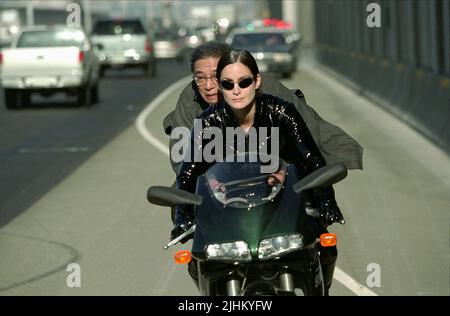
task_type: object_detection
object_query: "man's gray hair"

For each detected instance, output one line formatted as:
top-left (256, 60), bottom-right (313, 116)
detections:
top-left (190, 42), bottom-right (232, 73)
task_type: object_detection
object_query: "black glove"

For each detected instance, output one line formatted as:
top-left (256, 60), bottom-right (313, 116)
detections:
top-left (319, 201), bottom-right (345, 226)
top-left (170, 220), bottom-right (194, 244)
top-left (312, 186), bottom-right (345, 226)
top-left (170, 206), bottom-right (195, 243)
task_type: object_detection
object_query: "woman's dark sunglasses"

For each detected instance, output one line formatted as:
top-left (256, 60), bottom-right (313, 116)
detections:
top-left (220, 77), bottom-right (254, 91)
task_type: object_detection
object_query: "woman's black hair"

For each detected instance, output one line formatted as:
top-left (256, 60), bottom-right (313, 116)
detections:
top-left (216, 49), bottom-right (259, 80)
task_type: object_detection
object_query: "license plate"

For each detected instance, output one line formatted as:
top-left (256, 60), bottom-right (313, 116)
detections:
top-left (111, 55), bottom-right (128, 64)
top-left (25, 76), bottom-right (58, 88)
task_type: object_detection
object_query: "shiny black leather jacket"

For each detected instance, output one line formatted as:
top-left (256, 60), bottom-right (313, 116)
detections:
top-left (174, 93), bottom-right (340, 225)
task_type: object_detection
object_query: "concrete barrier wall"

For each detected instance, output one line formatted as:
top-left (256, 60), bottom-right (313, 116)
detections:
top-left (314, 0), bottom-right (450, 153)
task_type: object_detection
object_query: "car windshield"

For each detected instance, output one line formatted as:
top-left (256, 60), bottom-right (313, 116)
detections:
top-left (231, 33), bottom-right (289, 52)
top-left (92, 20), bottom-right (146, 35)
top-left (205, 153), bottom-right (287, 209)
top-left (16, 29), bottom-right (85, 48)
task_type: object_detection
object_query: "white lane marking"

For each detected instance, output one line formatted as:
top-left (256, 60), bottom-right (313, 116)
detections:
top-left (334, 267), bottom-right (377, 296)
top-left (135, 76), bottom-right (378, 296)
top-left (151, 257), bottom-right (178, 296)
top-left (135, 76), bottom-right (192, 158)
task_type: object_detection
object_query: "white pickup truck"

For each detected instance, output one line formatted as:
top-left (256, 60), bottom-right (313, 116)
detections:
top-left (0, 25), bottom-right (100, 109)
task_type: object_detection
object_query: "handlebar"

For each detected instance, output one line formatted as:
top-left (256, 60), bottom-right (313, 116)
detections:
top-left (163, 224), bottom-right (196, 250)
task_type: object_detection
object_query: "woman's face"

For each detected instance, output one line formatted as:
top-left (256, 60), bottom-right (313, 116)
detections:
top-left (219, 62), bottom-right (261, 111)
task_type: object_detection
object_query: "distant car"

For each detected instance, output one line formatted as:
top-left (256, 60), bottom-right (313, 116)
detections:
top-left (0, 25), bottom-right (100, 108)
top-left (226, 27), bottom-right (300, 78)
top-left (194, 26), bottom-right (216, 42)
top-left (90, 19), bottom-right (156, 77)
top-left (183, 29), bottom-right (205, 50)
top-left (153, 29), bottom-right (185, 62)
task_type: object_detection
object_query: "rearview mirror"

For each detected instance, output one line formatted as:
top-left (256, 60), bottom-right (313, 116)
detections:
top-left (147, 186), bottom-right (203, 207)
top-left (293, 163), bottom-right (347, 193)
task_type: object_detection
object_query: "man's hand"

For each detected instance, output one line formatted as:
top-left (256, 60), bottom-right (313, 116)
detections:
top-left (208, 179), bottom-right (226, 192)
top-left (267, 169), bottom-right (286, 186)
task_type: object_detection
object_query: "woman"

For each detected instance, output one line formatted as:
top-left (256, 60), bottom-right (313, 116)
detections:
top-left (172, 49), bottom-right (343, 294)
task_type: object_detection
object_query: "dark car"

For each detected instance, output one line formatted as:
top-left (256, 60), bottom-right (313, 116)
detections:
top-left (90, 19), bottom-right (156, 77)
top-left (226, 27), bottom-right (300, 78)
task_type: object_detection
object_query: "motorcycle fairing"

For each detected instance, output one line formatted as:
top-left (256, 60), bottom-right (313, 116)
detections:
top-left (191, 164), bottom-right (316, 259)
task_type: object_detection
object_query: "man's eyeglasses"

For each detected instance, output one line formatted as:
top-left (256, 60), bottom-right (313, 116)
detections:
top-left (193, 74), bottom-right (217, 86)
top-left (219, 77), bottom-right (254, 91)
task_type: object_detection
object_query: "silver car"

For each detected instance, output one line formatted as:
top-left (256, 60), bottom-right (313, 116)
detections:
top-left (226, 27), bottom-right (300, 78)
top-left (90, 19), bottom-right (156, 77)
top-left (1, 25), bottom-right (100, 108)
top-left (153, 30), bottom-right (185, 62)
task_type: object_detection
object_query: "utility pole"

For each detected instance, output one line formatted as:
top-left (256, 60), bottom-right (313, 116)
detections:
top-left (26, 1), bottom-right (34, 27)
top-left (83, 0), bottom-right (92, 33)
top-left (282, 0), bottom-right (297, 29)
top-left (162, 0), bottom-right (172, 28)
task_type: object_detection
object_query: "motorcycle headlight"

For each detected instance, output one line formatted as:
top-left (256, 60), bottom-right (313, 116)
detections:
top-left (273, 53), bottom-right (293, 63)
top-left (258, 234), bottom-right (304, 260)
top-left (206, 241), bottom-right (252, 262)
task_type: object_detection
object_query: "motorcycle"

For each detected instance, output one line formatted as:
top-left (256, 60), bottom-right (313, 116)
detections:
top-left (147, 153), bottom-right (347, 296)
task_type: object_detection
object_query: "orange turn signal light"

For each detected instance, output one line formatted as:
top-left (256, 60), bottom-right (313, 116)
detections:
top-left (174, 250), bottom-right (192, 264)
top-left (320, 233), bottom-right (337, 247)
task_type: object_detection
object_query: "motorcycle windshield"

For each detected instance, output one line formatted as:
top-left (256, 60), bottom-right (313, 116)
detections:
top-left (193, 155), bottom-right (316, 257)
top-left (205, 154), bottom-right (287, 209)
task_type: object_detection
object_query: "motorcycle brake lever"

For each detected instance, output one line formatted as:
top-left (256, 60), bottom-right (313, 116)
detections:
top-left (305, 206), bottom-right (321, 218)
top-left (163, 224), bottom-right (196, 250)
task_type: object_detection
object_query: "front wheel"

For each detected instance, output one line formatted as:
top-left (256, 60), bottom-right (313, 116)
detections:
top-left (90, 84), bottom-right (99, 104)
top-left (301, 260), bottom-right (325, 296)
top-left (143, 62), bottom-right (156, 77)
top-left (5, 89), bottom-right (31, 109)
top-left (99, 65), bottom-right (107, 78)
top-left (21, 91), bottom-right (31, 107)
top-left (5, 89), bottom-right (18, 109)
top-left (77, 85), bottom-right (91, 107)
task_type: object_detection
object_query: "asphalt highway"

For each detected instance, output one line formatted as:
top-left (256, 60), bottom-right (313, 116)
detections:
top-left (0, 56), bottom-right (448, 296)
top-left (0, 61), bottom-right (189, 228)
